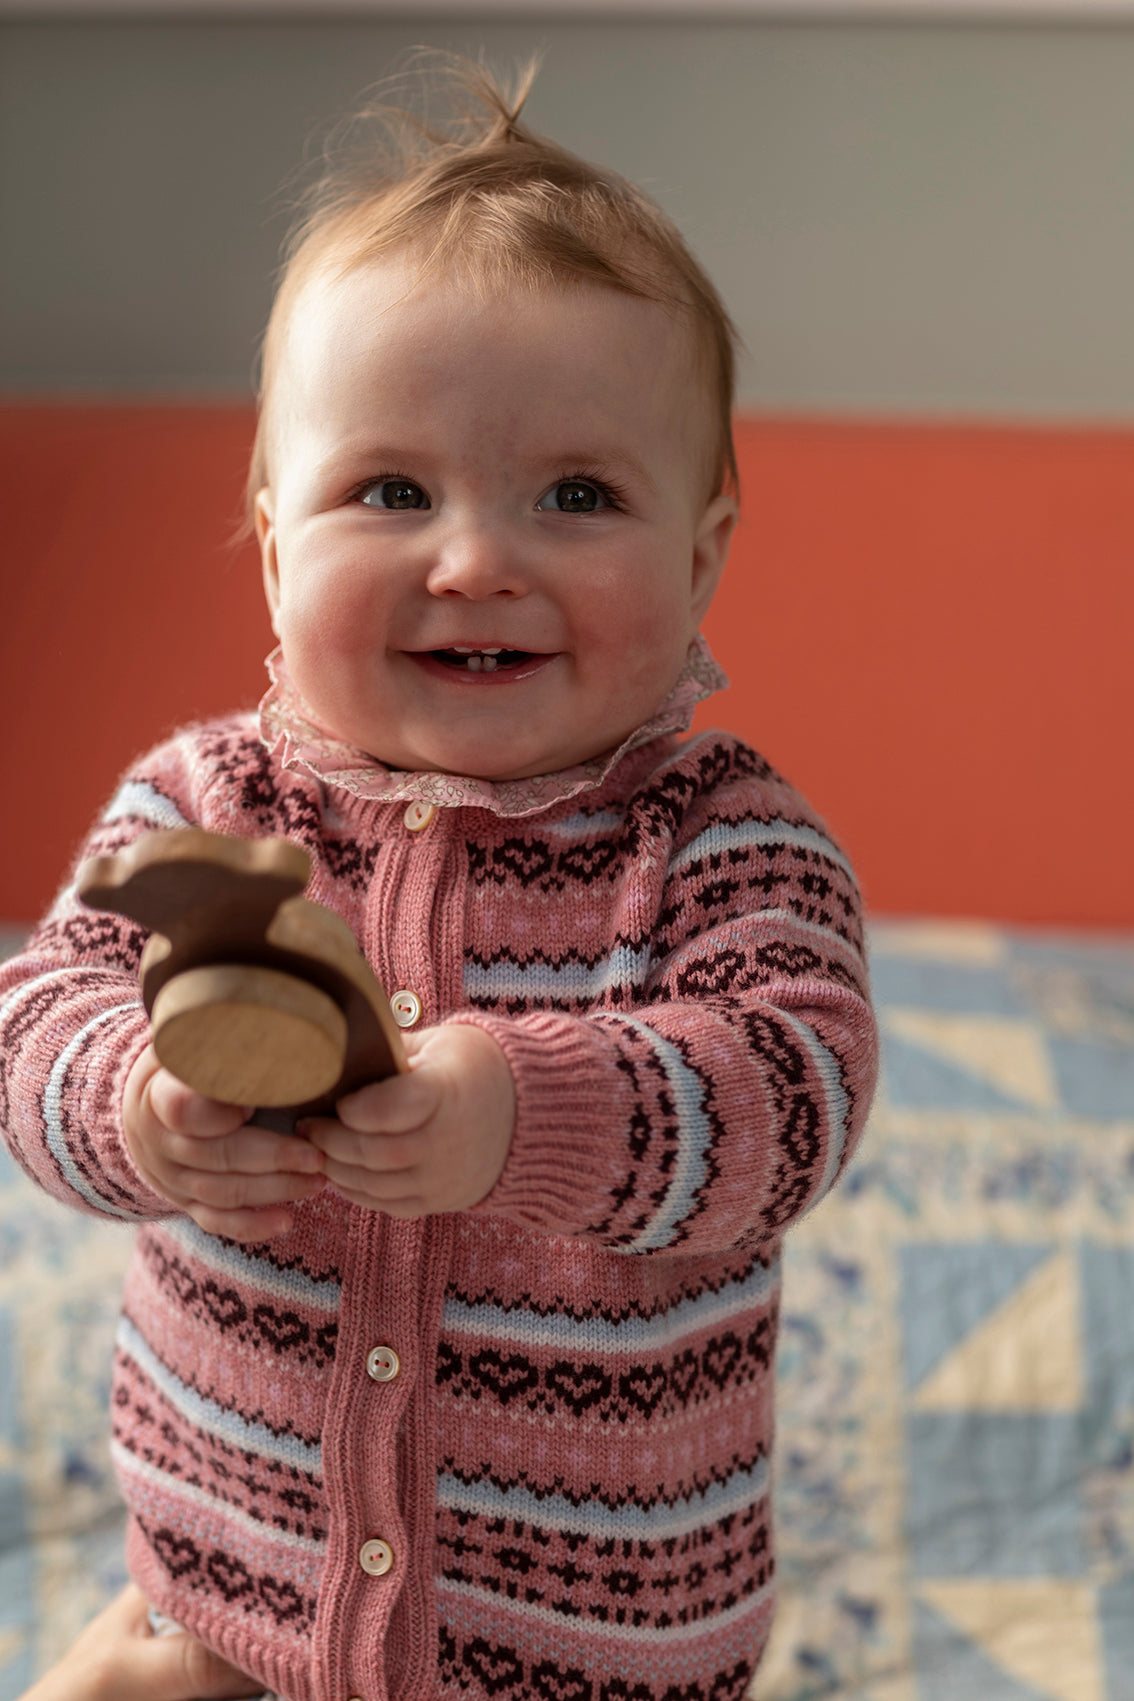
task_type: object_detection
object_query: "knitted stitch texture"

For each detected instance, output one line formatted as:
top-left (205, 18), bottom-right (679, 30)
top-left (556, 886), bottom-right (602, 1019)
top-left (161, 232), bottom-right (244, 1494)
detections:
top-left (0, 717), bottom-right (877, 1701)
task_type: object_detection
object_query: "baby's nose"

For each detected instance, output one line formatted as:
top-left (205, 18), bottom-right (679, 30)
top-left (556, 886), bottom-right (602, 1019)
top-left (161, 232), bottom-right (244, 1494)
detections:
top-left (425, 524), bottom-right (529, 598)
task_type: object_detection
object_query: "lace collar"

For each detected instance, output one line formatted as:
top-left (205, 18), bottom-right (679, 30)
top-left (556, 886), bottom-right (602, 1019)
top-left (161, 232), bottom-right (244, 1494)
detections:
top-left (257, 635), bottom-right (728, 819)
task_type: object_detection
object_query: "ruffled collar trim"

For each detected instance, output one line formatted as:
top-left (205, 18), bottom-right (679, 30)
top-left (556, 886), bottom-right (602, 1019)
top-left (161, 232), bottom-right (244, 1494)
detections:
top-left (257, 634), bottom-right (728, 818)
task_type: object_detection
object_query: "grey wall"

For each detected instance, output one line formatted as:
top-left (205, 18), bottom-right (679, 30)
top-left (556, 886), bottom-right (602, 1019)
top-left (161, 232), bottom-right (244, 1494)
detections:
top-left (4, 16), bottom-right (1134, 415)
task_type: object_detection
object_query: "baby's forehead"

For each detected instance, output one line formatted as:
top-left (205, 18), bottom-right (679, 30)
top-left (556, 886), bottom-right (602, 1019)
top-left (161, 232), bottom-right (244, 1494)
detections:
top-left (278, 261), bottom-right (701, 417)
top-left (263, 255), bottom-right (716, 497)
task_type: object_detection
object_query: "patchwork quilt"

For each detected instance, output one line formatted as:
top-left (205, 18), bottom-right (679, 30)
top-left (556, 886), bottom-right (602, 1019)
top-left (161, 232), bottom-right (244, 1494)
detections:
top-left (1, 920), bottom-right (1132, 1701)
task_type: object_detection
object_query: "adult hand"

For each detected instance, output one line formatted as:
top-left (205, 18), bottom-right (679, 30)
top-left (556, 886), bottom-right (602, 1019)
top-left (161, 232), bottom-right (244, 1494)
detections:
top-left (123, 1044), bottom-right (325, 1241)
top-left (302, 1023), bottom-right (515, 1217)
top-left (17, 1583), bottom-right (263, 1701)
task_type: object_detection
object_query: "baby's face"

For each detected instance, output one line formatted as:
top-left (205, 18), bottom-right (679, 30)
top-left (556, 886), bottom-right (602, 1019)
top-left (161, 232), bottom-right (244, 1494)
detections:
top-left (255, 256), bottom-right (736, 781)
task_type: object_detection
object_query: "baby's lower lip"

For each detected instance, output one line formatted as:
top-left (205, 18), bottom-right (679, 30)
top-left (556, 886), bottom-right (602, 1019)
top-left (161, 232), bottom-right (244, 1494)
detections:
top-left (409, 649), bottom-right (554, 683)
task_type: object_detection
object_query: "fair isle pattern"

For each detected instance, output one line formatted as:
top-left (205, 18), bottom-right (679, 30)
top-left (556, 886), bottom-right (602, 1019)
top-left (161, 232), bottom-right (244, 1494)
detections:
top-left (434, 1222), bottom-right (781, 1697)
top-left (0, 715), bottom-right (876, 1701)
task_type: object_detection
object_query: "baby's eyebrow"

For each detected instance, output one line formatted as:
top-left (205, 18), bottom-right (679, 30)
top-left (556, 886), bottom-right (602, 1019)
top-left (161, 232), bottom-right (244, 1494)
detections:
top-left (317, 440), bottom-right (422, 472)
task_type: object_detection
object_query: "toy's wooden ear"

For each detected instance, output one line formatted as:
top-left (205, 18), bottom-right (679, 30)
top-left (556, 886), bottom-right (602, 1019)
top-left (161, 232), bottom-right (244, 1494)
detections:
top-left (77, 829), bottom-right (310, 937)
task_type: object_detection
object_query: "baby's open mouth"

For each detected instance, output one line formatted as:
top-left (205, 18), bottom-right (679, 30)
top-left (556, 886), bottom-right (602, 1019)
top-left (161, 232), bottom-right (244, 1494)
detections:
top-left (431, 646), bottom-right (535, 674)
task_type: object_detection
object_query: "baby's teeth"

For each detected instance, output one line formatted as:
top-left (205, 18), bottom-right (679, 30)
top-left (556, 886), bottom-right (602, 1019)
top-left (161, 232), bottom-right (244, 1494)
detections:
top-left (444, 646), bottom-right (504, 671)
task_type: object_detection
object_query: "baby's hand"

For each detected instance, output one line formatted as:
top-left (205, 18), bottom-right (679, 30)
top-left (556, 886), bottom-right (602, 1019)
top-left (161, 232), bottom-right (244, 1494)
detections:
top-left (301, 1024), bottom-right (515, 1217)
top-left (123, 1043), bottom-right (325, 1241)
top-left (16, 1582), bottom-right (261, 1701)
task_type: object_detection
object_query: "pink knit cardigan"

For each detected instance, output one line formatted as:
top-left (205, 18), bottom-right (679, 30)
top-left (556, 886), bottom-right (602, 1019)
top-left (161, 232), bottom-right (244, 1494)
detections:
top-left (0, 716), bottom-right (876, 1701)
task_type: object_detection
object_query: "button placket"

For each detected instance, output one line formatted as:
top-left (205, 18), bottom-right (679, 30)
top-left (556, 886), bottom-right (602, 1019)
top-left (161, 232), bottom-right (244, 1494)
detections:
top-left (323, 1174), bottom-right (439, 1701)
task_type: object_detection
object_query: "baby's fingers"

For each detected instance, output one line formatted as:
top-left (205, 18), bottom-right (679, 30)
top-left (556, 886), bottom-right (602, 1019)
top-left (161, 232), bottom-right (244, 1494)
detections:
top-left (175, 1166), bottom-right (325, 1213)
top-left (148, 1068), bottom-right (250, 1138)
top-left (162, 1126), bottom-right (323, 1177)
top-left (302, 1118), bottom-right (419, 1172)
top-left (332, 1066), bottom-right (442, 1136)
top-left (185, 1203), bottom-right (298, 1244)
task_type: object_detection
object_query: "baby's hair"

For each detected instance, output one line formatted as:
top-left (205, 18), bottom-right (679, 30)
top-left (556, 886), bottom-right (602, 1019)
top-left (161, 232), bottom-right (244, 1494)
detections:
top-left (248, 54), bottom-right (739, 515)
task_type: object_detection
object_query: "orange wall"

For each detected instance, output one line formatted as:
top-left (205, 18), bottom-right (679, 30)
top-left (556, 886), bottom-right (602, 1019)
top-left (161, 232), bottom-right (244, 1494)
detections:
top-left (2, 405), bottom-right (1130, 928)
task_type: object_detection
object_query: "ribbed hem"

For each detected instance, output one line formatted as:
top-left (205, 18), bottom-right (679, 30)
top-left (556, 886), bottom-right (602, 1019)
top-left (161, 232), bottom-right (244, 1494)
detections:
top-left (446, 1011), bottom-right (631, 1237)
top-left (127, 1519), bottom-right (308, 1701)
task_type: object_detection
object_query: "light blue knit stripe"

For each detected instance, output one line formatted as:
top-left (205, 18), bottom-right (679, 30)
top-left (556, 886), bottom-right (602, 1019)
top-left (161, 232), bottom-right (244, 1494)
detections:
top-left (160, 1217), bottom-right (342, 1311)
top-left (116, 1315), bottom-right (322, 1473)
top-left (464, 907), bottom-right (859, 1007)
top-left (45, 1000), bottom-right (146, 1220)
top-left (101, 780), bottom-right (190, 830)
top-left (464, 942), bottom-right (652, 1002)
top-left (671, 818), bottom-right (855, 881)
top-left (442, 1254), bottom-right (778, 1352)
top-left (538, 808), bottom-right (625, 840)
top-left (436, 1569), bottom-right (772, 1650)
top-left (111, 1442), bottom-right (327, 1564)
top-left (437, 1454), bottom-right (768, 1540)
top-left (614, 1018), bottom-right (712, 1252)
top-left (779, 1009), bottom-right (851, 1201)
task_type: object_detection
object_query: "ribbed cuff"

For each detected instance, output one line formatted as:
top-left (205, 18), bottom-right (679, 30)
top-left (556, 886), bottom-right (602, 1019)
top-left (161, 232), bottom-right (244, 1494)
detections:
top-left (444, 1010), bottom-right (631, 1237)
top-left (85, 1005), bottom-right (180, 1219)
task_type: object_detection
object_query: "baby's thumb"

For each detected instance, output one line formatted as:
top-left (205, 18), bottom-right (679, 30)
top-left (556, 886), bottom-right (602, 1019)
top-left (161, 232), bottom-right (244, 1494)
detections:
top-left (140, 1629), bottom-right (263, 1700)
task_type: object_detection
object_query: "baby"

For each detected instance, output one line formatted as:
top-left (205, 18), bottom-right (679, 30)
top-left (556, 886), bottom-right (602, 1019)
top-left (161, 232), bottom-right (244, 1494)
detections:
top-left (0, 62), bottom-right (877, 1701)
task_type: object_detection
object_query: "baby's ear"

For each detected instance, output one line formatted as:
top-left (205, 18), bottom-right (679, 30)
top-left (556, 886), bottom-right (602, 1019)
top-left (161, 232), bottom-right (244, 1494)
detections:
top-left (690, 492), bottom-right (738, 625)
top-left (254, 489), bottom-right (283, 638)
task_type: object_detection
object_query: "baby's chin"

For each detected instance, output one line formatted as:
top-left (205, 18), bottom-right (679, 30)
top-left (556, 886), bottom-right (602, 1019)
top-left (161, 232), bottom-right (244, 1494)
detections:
top-left (307, 702), bottom-right (644, 781)
top-left (353, 729), bottom-right (627, 782)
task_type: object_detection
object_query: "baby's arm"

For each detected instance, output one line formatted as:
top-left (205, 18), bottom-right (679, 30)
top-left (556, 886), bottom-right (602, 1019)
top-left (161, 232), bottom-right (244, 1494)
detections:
top-left (452, 899), bottom-right (875, 1255)
top-left (0, 730), bottom-right (322, 1232)
top-left (308, 766), bottom-right (877, 1253)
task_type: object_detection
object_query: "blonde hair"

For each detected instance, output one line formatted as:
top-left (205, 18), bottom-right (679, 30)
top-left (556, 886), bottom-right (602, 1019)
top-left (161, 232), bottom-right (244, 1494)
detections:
top-left (248, 56), bottom-right (739, 514)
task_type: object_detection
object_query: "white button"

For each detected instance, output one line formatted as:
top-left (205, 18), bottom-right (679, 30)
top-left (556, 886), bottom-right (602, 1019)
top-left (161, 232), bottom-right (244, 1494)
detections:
top-left (366, 1344), bottom-right (401, 1383)
top-left (359, 1537), bottom-right (394, 1577)
top-left (390, 990), bottom-right (422, 1029)
top-left (403, 800), bottom-right (435, 832)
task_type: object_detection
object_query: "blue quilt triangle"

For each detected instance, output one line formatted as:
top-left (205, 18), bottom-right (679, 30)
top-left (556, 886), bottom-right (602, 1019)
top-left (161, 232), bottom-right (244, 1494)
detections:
top-left (913, 1599), bottom-right (1053, 1701)
top-left (881, 1031), bottom-right (1034, 1112)
top-left (900, 1242), bottom-right (1054, 1390)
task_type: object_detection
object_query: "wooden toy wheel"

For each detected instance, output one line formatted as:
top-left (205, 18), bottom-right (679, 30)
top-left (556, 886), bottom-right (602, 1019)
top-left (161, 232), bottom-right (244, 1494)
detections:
top-left (151, 965), bottom-right (348, 1108)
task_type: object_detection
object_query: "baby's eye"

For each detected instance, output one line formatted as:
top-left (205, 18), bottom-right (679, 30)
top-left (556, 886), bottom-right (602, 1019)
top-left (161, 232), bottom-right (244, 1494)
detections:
top-left (359, 478), bottom-right (429, 511)
top-left (535, 479), bottom-right (609, 515)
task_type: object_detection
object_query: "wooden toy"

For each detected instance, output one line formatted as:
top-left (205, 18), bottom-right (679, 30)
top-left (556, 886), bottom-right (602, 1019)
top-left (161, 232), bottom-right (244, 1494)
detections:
top-left (77, 828), bottom-right (406, 1118)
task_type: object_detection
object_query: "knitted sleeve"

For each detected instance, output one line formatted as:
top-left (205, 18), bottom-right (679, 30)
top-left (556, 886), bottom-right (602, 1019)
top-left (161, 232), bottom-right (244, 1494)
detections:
top-left (456, 739), bottom-right (878, 1256)
top-left (0, 733), bottom-right (220, 1221)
